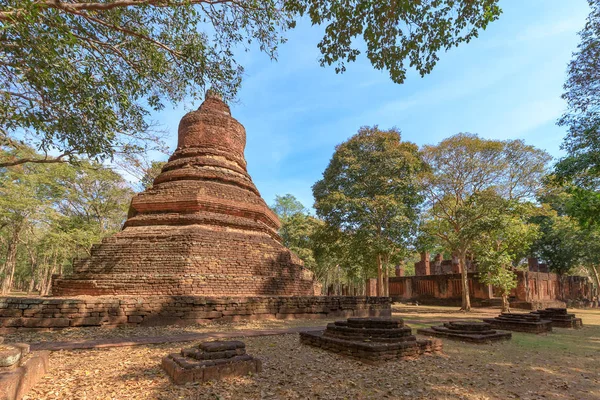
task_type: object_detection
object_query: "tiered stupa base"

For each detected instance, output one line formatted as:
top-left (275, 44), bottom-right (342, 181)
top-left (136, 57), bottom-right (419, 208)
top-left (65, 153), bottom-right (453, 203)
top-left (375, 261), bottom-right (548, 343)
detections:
top-left (417, 321), bottom-right (512, 343)
top-left (51, 224), bottom-right (319, 297)
top-left (483, 313), bottom-right (552, 334)
top-left (162, 340), bottom-right (261, 384)
top-left (300, 317), bottom-right (442, 364)
top-left (532, 308), bottom-right (583, 329)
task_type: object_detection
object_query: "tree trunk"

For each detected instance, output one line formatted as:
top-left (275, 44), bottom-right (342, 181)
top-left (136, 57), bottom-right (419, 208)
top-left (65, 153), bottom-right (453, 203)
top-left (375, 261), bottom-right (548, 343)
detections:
top-left (376, 254), bottom-right (384, 297)
top-left (383, 254), bottom-right (391, 297)
top-left (26, 243), bottom-right (38, 295)
top-left (502, 292), bottom-right (510, 313)
top-left (41, 264), bottom-right (56, 296)
top-left (40, 250), bottom-right (58, 296)
top-left (1, 223), bottom-right (23, 295)
top-left (524, 271), bottom-right (531, 303)
top-left (590, 265), bottom-right (600, 292)
top-left (337, 264), bottom-right (341, 296)
top-left (459, 251), bottom-right (471, 311)
top-left (558, 274), bottom-right (565, 301)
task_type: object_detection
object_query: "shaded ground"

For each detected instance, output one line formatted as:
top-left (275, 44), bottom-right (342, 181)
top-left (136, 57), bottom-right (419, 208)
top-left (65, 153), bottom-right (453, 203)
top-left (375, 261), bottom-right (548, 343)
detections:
top-left (4, 318), bottom-right (339, 344)
top-left (20, 306), bottom-right (600, 399)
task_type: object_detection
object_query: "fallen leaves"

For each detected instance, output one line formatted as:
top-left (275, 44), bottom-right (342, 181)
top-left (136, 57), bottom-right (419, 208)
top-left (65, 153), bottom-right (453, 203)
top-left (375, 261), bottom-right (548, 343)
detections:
top-left (15, 306), bottom-right (600, 400)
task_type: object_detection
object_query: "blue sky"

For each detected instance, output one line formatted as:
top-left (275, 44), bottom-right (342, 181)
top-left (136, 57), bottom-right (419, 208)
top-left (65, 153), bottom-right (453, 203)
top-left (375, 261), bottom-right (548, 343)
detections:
top-left (151, 0), bottom-right (591, 210)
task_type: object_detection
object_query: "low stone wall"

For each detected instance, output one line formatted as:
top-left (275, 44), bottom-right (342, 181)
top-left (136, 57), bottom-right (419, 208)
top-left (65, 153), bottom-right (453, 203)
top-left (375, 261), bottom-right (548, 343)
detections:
top-left (0, 296), bottom-right (391, 332)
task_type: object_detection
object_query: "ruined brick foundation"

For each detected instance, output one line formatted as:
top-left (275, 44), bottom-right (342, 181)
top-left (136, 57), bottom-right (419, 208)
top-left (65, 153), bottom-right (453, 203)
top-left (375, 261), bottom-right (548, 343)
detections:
top-left (162, 340), bottom-right (261, 384)
top-left (300, 317), bottom-right (441, 364)
top-left (0, 296), bottom-right (391, 332)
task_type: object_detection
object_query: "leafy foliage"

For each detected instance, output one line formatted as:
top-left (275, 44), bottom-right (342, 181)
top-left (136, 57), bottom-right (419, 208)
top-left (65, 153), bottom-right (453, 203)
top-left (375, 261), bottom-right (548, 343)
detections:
top-left (473, 200), bottom-right (540, 311)
top-left (556, 0), bottom-right (600, 189)
top-left (286, 0), bottom-right (501, 84)
top-left (1, 0), bottom-right (500, 167)
top-left (313, 126), bottom-right (425, 296)
top-left (0, 0), bottom-right (292, 166)
top-left (421, 133), bottom-right (550, 310)
top-left (0, 145), bottom-right (132, 293)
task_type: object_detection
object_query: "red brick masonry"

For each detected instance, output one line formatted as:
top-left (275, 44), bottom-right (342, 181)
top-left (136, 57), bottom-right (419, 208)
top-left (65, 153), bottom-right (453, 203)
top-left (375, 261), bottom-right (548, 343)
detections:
top-left (0, 296), bottom-right (391, 332)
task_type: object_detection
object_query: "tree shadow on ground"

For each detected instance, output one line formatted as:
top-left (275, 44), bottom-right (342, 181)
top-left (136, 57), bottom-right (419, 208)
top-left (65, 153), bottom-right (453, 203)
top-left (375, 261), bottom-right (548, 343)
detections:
top-left (27, 309), bottom-right (600, 399)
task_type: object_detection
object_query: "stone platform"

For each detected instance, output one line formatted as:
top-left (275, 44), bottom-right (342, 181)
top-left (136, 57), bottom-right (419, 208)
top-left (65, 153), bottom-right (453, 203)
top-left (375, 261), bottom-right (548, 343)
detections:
top-left (162, 340), bottom-right (261, 384)
top-left (532, 308), bottom-right (583, 329)
top-left (0, 337), bottom-right (49, 400)
top-left (417, 321), bottom-right (512, 343)
top-left (0, 296), bottom-right (391, 332)
top-left (483, 313), bottom-right (552, 334)
top-left (300, 317), bottom-right (442, 364)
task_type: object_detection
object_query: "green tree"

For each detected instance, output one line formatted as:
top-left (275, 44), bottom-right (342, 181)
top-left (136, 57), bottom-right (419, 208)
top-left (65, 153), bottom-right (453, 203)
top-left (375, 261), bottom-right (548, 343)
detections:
top-left (533, 184), bottom-right (600, 293)
top-left (0, 147), bottom-right (132, 294)
top-left (532, 213), bottom-right (581, 276)
top-left (271, 194), bottom-right (321, 279)
top-left (271, 194), bottom-right (307, 220)
top-left (555, 0), bottom-right (600, 189)
top-left (140, 161), bottom-right (167, 191)
top-left (421, 133), bottom-right (550, 311)
top-left (313, 126), bottom-right (425, 297)
top-left (1, 0), bottom-right (500, 167)
top-left (473, 200), bottom-right (540, 312)
top-left (0, 150), bottom-right (66, 293)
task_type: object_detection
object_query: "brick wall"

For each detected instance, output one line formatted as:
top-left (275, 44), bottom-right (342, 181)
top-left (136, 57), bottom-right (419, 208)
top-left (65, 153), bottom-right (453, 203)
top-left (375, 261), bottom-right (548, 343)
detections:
top-left (387, 271), bottom-right (593, 307)
top-left (0, 296), bottom-right (392, 332)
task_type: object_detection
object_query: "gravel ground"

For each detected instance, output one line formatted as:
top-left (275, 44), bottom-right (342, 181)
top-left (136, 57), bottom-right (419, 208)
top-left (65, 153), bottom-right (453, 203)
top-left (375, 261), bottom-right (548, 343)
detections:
top-left (23, 307), bottom-right (600, 400)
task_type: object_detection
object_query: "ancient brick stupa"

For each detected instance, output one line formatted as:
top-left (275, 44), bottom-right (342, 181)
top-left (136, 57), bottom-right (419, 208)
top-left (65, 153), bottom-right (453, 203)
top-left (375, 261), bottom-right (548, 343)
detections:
top-left (52, 92), bottom-right (320, 297)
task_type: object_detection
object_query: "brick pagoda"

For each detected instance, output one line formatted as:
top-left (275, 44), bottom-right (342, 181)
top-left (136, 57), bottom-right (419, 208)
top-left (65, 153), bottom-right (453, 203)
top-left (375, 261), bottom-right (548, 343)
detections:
top-left (52, 92), bottom-right (320, 297)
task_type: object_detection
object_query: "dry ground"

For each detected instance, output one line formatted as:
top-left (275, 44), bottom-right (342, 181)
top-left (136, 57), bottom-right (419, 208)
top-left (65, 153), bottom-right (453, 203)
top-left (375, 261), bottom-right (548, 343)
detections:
top-left (18, 306), bottom-right (600, 400)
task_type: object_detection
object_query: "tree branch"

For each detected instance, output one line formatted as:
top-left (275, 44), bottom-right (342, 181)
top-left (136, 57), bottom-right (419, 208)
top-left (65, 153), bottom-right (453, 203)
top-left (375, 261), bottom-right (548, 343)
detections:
top-left (0, 0), bottom-right (238, 22)
top-left (0, 152), bottom-right (72, 168)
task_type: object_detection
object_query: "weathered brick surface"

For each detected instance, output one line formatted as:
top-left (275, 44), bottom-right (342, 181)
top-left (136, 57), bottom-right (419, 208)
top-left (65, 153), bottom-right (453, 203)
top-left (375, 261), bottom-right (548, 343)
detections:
top-left (417, 321), bottom-right (512, 343)
top-left (0, 296), bottom-right (391, 332)
top-left (300, 317), bottom-right (442, 364)
top-left (387, 271), bottom-right (593, 308)
top-left (483, 313), bottom-right (553, 333)
top-left (531, 308), bottom-right (583, 329)
top-left (51, 92), bottom-right (320, 297)
top-left (162, 340), bottom-right (261, 384)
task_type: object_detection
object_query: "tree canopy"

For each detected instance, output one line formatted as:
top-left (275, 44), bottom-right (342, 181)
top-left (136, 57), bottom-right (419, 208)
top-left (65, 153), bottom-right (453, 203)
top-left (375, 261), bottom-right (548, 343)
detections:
top-left (313, 126), bottom-right (425, 296)
top-left (421, 133), bottom-right (550, 310)
top-left (556, 0), bottom-right (600, 189)
top-left (0, 145), bottom-right (132, 294)
top-left (1, 0), bottom-right (501, 167)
